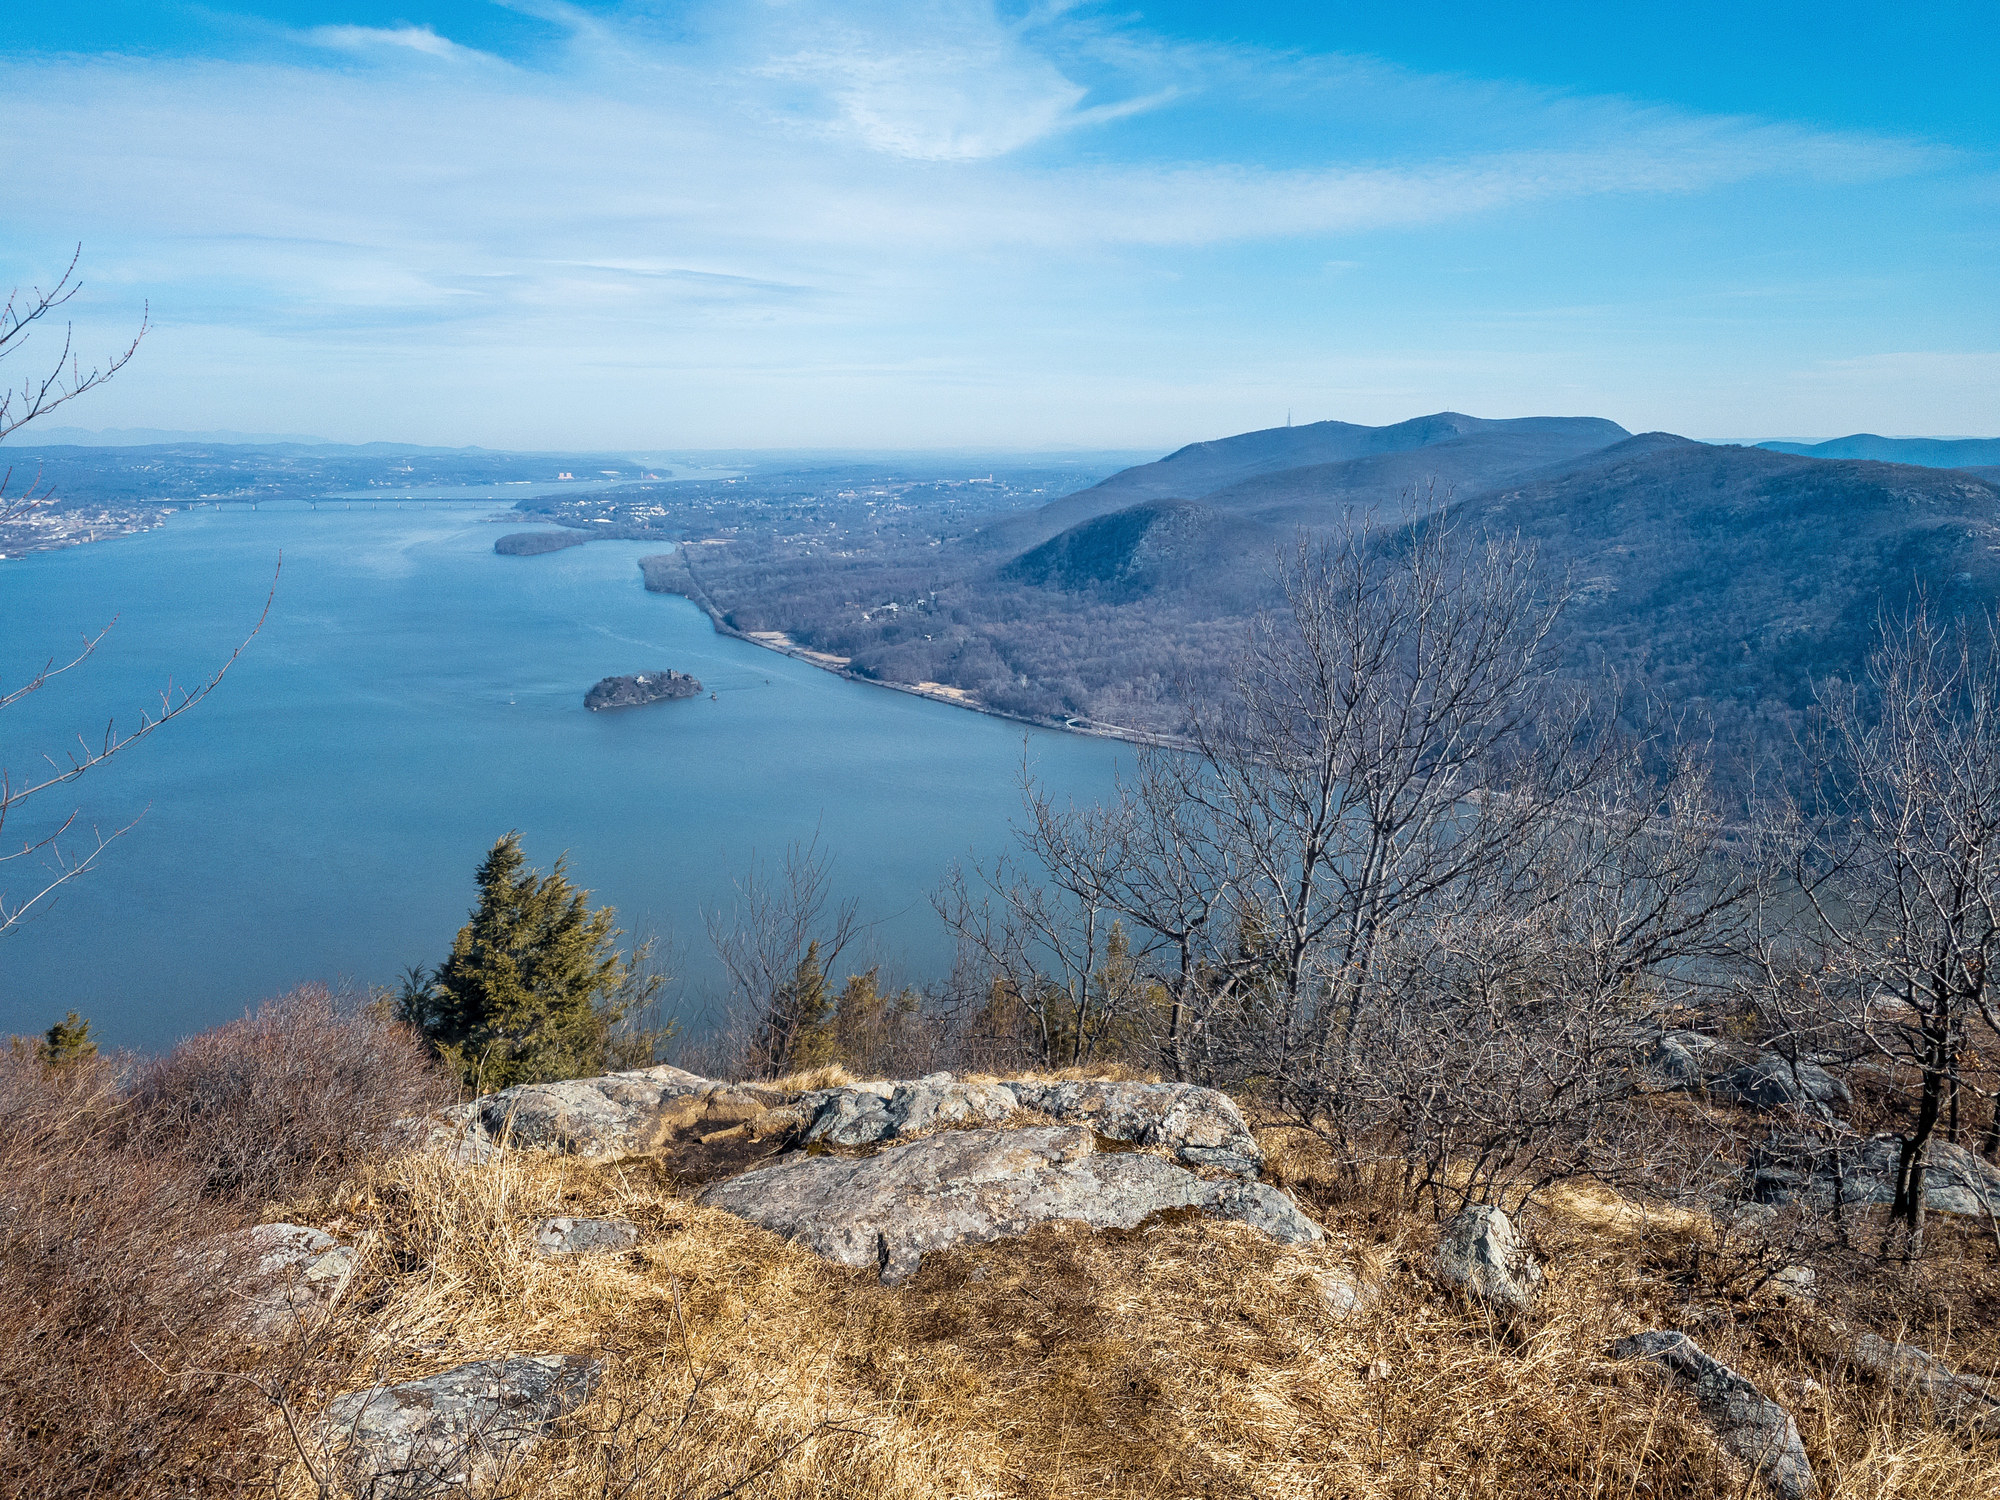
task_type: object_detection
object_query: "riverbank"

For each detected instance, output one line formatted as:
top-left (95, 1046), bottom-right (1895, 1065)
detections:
top-left (0, 503), bottom-right (172, 557)
top-left (636, 549), bottom-right (1184, 750)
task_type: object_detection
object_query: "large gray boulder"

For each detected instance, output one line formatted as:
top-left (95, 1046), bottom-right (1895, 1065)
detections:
top-left (421, 1065), bottom-right (719, 1163)
top-left (1710, 1054), bottom-right (1852, 1122)
top-left (1851, 1334), bottom-right (2000, 1440)
top-left (799, 1074), bottom-right (1264, 1176)
top-left (1638, 1031), bottom-right (1851, 1121)
top-left (1612, 1331), bottom-right (1817, 1499)
top-left (1642, 1029), bottom-right (1729, 1088)
top-left (1750, 1134), bottom-right (2000, 1217)
top-left (321, 1354), bottom-right (600, 1498)
top-left (698, 1125), bottom-right (1318, 1284)
top-left (1435, 1204), bottom-right (1543, 1314)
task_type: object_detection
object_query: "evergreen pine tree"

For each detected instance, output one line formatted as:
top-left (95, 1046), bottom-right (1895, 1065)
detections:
top-left (38, 1011), bottom-right (97, 1067)
top-left (758, 940), bottom-right (833, 1075)
top-left (401, 833), bottom-right (630, 1090)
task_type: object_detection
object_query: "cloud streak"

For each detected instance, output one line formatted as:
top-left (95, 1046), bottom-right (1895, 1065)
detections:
top-left (0, 0), bottom-right (1972, 445)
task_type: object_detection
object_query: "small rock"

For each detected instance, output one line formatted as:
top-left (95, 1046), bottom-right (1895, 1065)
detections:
top-left (1851, 1334), bottom-right (2000, 1440)
top-left (531, 1216), bottom-right (641, 1256)
top-left (1766, 1265), bottom-right (1817, 1302)
top-left (1612, 1330), bottom-right (1817, 1499)
top-left (698, 1125), bottom-right (1318, 1284)
top-left (197, 1223), bottom-right (355, 1342)
top-left (321, 1354), bottom-right (601, 1498)
top-left (1436, 1204), bottom-right (1543, 1314)
top-left (1311, 1269), bottom-right (1379, 1319)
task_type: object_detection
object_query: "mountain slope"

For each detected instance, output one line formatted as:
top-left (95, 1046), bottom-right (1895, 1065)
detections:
top-left (978, 413), bottom-right (1629, 551)
top-left (999, 500), bottom-right (1279, 603)
top-left (1758, 434), bottom-right (2000, 468)
top-left (1193, 426), bottom-right (1638, 529)
top-left (1442, 435), bottom-right (2000, 723)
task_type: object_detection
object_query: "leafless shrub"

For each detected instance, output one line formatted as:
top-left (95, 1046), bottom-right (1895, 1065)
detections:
top-left (0, 1048), bottom-right (267, 1500)
top-left (703, 835), bottom-right (861, 1078)
top-left (128, 983), bottom-right (450, 1205)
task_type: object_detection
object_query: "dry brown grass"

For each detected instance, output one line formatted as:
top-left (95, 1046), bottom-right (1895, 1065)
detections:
top-left (247, 1122), bottom-right (2000, 1500)
top-left (6, 1016), bottom-right (1997, 1498)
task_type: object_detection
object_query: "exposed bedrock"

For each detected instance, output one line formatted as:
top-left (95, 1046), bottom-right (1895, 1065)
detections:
top-left (698, 1124), bottom-right (1319, 1284)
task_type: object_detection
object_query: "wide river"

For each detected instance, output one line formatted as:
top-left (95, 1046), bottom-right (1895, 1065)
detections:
top-left (0, 504), bottom-right (1126, 1049)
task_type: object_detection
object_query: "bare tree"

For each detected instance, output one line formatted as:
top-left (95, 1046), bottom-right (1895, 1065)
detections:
top-left (705, 835), bottom-right (861, 1077)
top-left (931, 835), bottom-right (1152, 1069)
top-left (0, 249), bottom-right (273, 940)
top-left (1014, 746), bottom-right (1239, 1078)
top-left (1, 246), bottom-right (146, 519)
top-left (1782, 603), bottom-right (2000, 1257)
top-left (991, 510), bottom-right (1762, 1209)
top-left (1347, 734), bottom-right (1762, 1210)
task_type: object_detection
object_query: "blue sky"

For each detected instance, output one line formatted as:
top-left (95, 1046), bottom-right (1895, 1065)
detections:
top-left (5, 1), bottom-right (1994, 449)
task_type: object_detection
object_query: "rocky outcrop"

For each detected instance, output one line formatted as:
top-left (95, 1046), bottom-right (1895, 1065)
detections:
top-left (698, 1125), bottom-right (1319, 1284)
top-left (1850, 1334), bottom-right (2000, 1440)
top-left (423, 1065), bottom-right (721, 1163)
top-left (1639, 1031), bottom-right (1851, 1121)
top-left (195, 1223), bottom-right (355, 1342)
top-left (1749, 1134), bottom-right (2000, 1217)
top-left (1611, 1331), bottom-right (1817, 1499)
top-left (321, 1354), bottom-right (601, 1498)
top-left (802, 1075), bottom-right (1017, 1149)
top-left (1710, 1054), bottom-right (1851, 1121)
top-left (532, 1216), bottom-right (640, 1257)
top-left (798, 1074), bottom-right (1263, 1175)
top-left (584, 670), bottom-right (702, 711)
top-left (1435, 1204), bottom-right (1543, 1314)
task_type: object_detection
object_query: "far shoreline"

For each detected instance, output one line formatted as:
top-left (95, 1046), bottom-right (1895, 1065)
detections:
top-left (632, 547), bottom-right (1185, 752)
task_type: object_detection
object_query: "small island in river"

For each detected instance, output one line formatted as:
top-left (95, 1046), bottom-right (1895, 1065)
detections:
top-left (495, 530), bottom-right (586, 556)
top-left (584, 669), bottom-right (704, 711)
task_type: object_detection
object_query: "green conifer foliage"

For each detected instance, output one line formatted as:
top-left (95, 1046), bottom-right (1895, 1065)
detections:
top-left (401, 833), bottom-right (630, 1091)
top-left (760, 940), bottom-right (834, 1074)
top-left (38, 1011), bottom-right (97, 1067)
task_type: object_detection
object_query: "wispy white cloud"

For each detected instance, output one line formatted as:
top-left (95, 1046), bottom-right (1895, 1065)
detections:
top-left (304, 24), bottom-right (489, 62)
top-left (0, 0), bottom-right (1968, 445)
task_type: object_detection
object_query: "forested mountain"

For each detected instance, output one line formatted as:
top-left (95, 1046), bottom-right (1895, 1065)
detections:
top-left (1757, 434), bottom-right (2000, 467)
top-left (1436, 435), bottom-right (2000, 754)
top-left (655, 415), bottom-right (2000, 751)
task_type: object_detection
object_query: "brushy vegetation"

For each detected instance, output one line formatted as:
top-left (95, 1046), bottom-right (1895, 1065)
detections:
top-left (0, 988), bottom-right (443, 1499)
top-left (1, 992), bottom-right (1997, 1498)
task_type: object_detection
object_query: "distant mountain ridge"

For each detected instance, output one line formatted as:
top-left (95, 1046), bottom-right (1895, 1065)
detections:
top-left (979, 412), bottom-right (1630, 551)
top-left (1757, 434), bottom-right (2000, 468)
top-left (630, 411), bottom-right (2000, 766)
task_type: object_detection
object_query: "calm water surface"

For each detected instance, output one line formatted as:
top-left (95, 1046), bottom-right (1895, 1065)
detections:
top-left (0, 506), bottom-right (1124, 1048)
